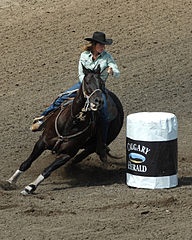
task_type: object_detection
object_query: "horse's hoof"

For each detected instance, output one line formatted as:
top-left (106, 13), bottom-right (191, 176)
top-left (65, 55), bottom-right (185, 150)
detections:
top-left (20, 184), bottom-right (36, 196)
top-left (0, 180), bottom-right (17, 191)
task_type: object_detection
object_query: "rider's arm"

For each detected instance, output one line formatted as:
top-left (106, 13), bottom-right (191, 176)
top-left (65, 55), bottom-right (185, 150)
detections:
top-left (78, 51), bottom-right (120, 82)
top-left (107, 53), bottom-right (120, 78)
top-left (78, 52), bottom-right (87, 83)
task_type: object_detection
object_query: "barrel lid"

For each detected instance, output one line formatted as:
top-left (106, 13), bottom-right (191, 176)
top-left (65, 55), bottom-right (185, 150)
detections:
top-left (127, 112), bottom-right (178, 141)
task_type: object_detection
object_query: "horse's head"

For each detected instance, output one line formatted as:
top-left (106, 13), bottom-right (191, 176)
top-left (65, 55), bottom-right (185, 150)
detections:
top-left (81, 64), bottom-right (104, 112)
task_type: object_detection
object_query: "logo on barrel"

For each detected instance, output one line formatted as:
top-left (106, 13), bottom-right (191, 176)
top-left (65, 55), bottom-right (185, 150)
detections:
top-left (126, 141), bottom-right (150, 173)
top-left (129, 152), bottom-right (146, 164)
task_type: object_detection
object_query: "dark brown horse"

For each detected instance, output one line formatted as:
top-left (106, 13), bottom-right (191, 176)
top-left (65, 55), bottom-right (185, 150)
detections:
top-left (4, 65), bottom-right (124, 195)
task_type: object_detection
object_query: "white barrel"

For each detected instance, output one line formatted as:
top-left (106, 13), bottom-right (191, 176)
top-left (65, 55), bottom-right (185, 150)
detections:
top-left (126, 112), bottom-right (178, 189)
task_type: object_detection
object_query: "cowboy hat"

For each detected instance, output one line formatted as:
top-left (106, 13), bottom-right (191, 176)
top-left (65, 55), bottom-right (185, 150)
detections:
top-left (85, 31), bottom-right (113, 45)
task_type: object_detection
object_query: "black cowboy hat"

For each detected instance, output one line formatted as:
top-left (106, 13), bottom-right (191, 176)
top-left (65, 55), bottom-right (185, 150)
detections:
top-left (85, 31), bottom-right (113, 45)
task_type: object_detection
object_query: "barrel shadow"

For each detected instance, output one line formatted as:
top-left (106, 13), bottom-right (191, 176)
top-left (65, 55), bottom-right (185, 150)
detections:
top-left (178, 177), bottom-right (192, 186)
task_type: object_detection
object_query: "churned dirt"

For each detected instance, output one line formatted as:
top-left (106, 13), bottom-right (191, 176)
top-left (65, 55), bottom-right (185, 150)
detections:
top-left (1, 0), bottom-right (192, 239)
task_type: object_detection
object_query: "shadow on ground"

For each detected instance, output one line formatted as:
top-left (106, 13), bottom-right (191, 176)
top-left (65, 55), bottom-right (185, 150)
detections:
top-left (51, 160), bottom-right (126, 191)
top-left (178, 177), bottom-right (192, 186)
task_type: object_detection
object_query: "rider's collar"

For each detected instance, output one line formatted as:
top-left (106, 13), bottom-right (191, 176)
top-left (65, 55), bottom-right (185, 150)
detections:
top-left (89, 51), bottom-right (105, 58)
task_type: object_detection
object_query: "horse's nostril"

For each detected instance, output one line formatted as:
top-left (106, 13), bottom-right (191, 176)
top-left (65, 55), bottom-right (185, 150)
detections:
top-left (95, 98), bottom-right (101, 104)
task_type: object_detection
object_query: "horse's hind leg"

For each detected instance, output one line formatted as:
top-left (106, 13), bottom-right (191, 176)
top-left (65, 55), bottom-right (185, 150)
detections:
top-left (21, 153), bottom-right (71, 195)
top-left (6, 138), bottom-right (46, 185)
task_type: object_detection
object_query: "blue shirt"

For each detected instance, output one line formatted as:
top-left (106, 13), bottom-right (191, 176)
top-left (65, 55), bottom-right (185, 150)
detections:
top-left (78, 50), bottom-right (120, 82)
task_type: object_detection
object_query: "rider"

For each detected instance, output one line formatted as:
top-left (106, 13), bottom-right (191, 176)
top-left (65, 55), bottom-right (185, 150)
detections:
top-left (31, 31), bottom-right (120, 159)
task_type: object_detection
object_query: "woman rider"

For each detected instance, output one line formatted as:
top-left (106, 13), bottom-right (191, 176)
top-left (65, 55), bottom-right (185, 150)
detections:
top-left (31, 31), bottom-right (120, 159)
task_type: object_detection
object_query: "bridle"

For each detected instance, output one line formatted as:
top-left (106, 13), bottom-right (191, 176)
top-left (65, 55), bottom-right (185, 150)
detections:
top-left (81, 66), bottom-right (108, 112)
top-left (81, 77), bottom-right (102, 112)
top-left (53, 73), bottom-right (103, 146)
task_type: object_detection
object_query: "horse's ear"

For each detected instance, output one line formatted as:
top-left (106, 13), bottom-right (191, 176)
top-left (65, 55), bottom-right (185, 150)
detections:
top-left (82, 64), bottom-right (90, 76)
top-left (95, 64), bottom-right (101, 74)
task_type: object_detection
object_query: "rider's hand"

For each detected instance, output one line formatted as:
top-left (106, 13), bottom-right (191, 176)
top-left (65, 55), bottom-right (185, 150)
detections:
top-left (107, 67), bottom-right (113, 75)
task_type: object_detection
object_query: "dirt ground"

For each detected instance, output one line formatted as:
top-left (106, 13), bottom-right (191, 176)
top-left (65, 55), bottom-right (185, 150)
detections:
top-left (1, 0), bottom-right (192, 239)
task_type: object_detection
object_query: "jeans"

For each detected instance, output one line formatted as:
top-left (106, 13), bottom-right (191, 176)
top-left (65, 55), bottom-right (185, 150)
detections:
top-left (41, 82), bottom-right (81, 116)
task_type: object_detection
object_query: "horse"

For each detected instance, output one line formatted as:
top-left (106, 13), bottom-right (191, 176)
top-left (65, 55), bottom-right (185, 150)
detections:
top-left (3, 65), bottom-right (124, 195)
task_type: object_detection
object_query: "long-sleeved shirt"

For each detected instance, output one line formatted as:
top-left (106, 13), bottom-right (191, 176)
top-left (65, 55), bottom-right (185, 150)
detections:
top-left (78, 50), bottom-right (120, 83)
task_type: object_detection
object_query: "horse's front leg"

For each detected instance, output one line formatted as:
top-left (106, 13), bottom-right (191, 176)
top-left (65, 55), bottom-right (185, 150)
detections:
top-left (20, 153), bottom-right (71, 195)
top-left (4, 139), bottom-right (46, 189)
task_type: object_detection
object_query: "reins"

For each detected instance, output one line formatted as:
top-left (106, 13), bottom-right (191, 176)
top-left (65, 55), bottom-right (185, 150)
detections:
top-left (52, 100), bottom-right (94, 154)
top-left (54, 101), bottom-right (92, 141)
top-left (52, 66), bottom-right (104, 154)
top-left (52, 112), bottom-right (93, 154)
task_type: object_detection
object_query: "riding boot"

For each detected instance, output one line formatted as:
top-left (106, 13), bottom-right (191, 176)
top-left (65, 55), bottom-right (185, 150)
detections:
top-left (30, 116), bottom-right (44, 132)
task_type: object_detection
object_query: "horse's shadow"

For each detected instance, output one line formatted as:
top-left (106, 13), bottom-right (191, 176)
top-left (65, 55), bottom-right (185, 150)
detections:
top-left (49, 159), bottom-right (192, 191)
top-left (51, 160), bottom-right (126, 191)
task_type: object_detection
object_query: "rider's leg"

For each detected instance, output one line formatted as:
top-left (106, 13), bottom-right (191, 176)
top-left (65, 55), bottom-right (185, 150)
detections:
top-left (31, 82), bottom-right (81, 131)
top-left (41, 82), bottom-right (81, 116)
